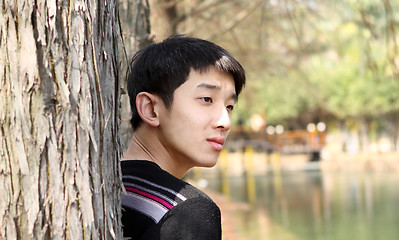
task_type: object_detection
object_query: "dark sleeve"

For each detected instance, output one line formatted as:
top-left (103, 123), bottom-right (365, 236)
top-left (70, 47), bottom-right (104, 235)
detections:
top-left (140, 197), bottom-right (222, 240)
top-left (122, 206), bottom-right (155, 239)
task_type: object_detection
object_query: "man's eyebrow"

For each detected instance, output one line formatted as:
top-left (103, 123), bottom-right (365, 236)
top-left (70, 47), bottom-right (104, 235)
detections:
top-left (196, 83), bottom-right (221, 90)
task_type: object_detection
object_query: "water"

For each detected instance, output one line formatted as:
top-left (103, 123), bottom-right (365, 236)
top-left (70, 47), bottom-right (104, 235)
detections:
top-left (206, 170), bottom-right (399, 240)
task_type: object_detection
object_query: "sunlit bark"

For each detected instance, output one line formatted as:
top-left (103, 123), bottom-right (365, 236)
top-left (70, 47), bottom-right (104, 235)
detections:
top-left (0, 0), bottom-right (122, 239)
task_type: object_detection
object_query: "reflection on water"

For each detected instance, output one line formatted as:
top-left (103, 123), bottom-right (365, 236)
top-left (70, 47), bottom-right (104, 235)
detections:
top-left (206, 170), bottom-right (399, 240)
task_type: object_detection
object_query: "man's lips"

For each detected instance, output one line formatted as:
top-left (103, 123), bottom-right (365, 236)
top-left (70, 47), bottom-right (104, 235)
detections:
top-left (207, 137), bottom-right (225, 151)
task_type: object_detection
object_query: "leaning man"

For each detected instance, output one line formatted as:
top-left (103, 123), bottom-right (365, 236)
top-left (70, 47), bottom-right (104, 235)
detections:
top-left (121, 35), bottom-right (246, 239)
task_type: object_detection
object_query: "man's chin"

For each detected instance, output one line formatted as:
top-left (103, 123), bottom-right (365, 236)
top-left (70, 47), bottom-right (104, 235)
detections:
top-left (198, 159), bottom-right (219, 168)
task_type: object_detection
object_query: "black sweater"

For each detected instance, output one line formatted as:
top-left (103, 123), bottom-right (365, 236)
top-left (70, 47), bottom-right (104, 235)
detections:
top-left (121, 160), bottom-right (222, 240)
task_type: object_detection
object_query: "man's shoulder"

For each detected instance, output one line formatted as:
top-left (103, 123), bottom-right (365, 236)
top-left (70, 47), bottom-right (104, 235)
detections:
top-left (141, 193), bottom-right (222, 240)
top-left (121, 160), bottom-right (221, 239)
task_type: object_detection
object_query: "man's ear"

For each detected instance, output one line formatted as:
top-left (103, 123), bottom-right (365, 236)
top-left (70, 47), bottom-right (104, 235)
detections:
top-left (136, 92), bottom-right (161, 127)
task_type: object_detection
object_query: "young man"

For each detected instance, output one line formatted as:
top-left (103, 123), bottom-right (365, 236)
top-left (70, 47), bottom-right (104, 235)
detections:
top-left (121, 35), bottom-right (246, 239)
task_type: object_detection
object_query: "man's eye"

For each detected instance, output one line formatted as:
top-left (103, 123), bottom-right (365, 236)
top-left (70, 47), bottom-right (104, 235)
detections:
top-left (227, 105), bottom-right (234, 111)
top-left (201, 97), bottom-right (213, 103)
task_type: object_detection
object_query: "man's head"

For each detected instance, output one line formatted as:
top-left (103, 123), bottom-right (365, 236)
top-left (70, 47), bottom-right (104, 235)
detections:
top-left (127, 35), bottom-right (246, 130)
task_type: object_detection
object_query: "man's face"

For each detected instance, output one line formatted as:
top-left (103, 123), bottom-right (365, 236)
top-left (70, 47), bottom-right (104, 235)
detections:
top-left (157, 66), bottom-right (237, 170)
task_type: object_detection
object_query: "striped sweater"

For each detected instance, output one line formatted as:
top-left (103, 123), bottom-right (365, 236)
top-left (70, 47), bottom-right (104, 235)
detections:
top-left (121, 160), bottom-right (222, 240)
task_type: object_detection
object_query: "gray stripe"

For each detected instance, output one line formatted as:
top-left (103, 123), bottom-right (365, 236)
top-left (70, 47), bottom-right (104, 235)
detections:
top-left (123, 175), bottom-right (187, 201)
top-left (122, 192), bottom-right (168, 223)
top-left (124, 182), bottom-right (178, 206)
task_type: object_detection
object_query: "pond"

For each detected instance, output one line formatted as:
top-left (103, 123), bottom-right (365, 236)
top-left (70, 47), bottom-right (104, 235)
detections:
top-left (205, 170), bottom-right (399, 240)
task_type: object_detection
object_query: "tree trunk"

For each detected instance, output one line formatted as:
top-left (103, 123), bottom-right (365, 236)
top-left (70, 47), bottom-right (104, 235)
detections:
top-left (358, 117), bottom-right (370, 153)
top-left (0, 0), bottom-right (122, 239)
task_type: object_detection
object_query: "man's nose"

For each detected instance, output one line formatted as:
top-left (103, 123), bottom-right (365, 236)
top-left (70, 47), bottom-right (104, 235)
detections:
top-left (216, 107), bottom-right (231, 131)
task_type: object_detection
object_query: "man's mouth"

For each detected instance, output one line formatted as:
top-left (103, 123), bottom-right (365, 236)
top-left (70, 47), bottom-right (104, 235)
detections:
top-left (207, 137), bottom-right (225, 151)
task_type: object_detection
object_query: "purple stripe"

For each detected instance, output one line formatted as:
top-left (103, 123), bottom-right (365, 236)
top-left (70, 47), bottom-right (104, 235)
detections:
top-left (124, 182), bottom-right (178, 207)
top-left (125, 186), bottom-right (174, 209)
top-left (123, 176), bottom-right (187, 201)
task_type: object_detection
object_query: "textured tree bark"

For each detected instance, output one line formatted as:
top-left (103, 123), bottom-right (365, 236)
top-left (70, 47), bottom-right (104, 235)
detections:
top-left (0, 0), bottom-right (122, 239)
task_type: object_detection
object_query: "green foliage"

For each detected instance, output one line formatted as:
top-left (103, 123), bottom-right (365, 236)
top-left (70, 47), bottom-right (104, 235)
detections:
top-left (155, 0), bottom-right (399, 129)
top-left (236, 0), bottom-right (399, 127)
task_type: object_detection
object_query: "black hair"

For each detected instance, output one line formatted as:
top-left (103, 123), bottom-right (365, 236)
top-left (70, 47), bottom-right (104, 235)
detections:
top-left (126, 35), bottom-right (246, 130)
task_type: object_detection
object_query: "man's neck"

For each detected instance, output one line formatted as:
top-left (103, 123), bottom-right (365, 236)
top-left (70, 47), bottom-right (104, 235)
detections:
top-left (122, 126), bottom-right (190, 179)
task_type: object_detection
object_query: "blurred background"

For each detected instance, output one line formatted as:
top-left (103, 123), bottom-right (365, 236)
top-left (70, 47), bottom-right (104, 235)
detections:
top-left (119, 0), bottom-right (399, 239)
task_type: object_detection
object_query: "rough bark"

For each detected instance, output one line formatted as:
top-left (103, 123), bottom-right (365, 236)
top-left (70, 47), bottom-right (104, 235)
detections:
top-left (0, 0), bottom-right (122, 239)
top-left (120, 0), bottom-right (153, 51)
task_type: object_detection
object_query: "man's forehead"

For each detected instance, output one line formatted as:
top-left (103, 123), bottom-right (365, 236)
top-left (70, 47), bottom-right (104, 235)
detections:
top-left (184, 67), bottom-right (236, 92)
